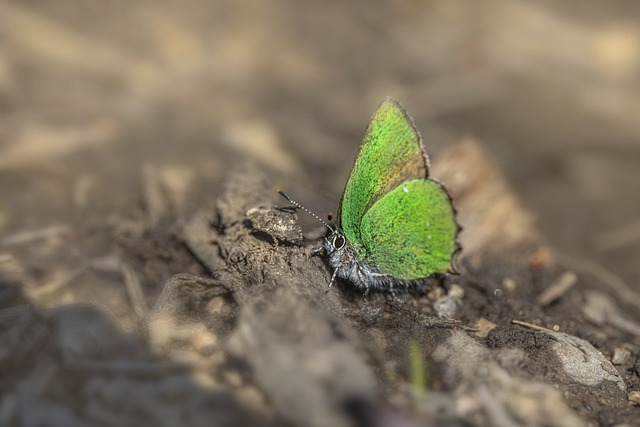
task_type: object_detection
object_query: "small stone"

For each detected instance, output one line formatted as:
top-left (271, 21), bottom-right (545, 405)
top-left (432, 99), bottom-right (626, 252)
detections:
top-left (611, 347), bottom-right (631, 365)
top-left (433, 294), bottom-right (463, 319)
top-left (427, 286), bottom-right (444, 301)
top-left (628, 391), bottom-right (640, 406)
top-left (474, 318), bottom-right (497, 338)
top-left (528, 247), bottom-right (552, 269)
top-left (449, 283), bottom-right (465, 298)
top-left (191, 328), bottom-right (218, 355)
top-left (502, 277), bottom-right (517, 292)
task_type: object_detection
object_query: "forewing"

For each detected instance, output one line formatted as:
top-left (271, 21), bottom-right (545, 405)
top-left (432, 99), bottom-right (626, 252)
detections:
top-left (358, 179), bottom-right (458, 280)
top-left (338, 98), bottom-right (429, 246)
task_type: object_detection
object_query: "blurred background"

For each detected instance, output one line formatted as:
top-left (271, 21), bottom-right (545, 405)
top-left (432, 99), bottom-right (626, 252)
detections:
top-left (0, 0), bottom-right (638, 290)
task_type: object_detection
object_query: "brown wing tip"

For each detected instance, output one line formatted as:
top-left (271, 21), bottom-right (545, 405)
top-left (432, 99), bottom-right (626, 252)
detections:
top-left (380, 96), bottom-right (430, 177)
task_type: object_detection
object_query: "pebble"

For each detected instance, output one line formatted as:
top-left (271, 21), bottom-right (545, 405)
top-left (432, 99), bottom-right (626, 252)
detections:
top-left (628, 391), bottom-right (640, 406)
top-left (611, 346), bottom-right (631, 365)
top-left (433, 294), bottom-right (463, 319)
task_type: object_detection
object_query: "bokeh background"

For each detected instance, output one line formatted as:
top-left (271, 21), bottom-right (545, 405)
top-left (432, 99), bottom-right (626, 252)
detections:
top-left (1, 0), bottom-right (638, 289)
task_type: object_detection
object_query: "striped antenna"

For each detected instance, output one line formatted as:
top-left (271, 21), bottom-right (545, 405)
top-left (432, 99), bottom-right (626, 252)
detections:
top-left (277, 190), bottom-right (335, 233)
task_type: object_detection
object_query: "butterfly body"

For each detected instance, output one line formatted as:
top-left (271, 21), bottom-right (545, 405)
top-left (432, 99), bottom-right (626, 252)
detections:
top-left (324, 231), bottom-right (388, 292)
top-left (324, 98), bottom-right (460, 294)
top-left (324, 230), bottom-right (428, 293)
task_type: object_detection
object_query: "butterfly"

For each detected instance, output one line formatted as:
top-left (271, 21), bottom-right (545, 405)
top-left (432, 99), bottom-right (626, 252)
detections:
top-left (283, 97), bottom-right (460, 294)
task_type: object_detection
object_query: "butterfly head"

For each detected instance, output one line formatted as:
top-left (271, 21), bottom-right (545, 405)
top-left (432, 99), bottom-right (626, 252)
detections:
top-left (323, 227), bottom-right (363, 279)
top-left (324, 229), bottom-right (346, 253)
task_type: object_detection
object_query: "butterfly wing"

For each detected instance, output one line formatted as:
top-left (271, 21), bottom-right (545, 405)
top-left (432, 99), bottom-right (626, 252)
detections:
top-left (338, 98), bottom-right (429, 246)
top-left (359, 179), bottom-right (458, 279)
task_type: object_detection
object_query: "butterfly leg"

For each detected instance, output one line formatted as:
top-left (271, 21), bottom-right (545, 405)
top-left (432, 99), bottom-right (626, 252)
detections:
top-left (363, 284), bottom-right (370, 298)
top-left (354, 268), bottom-right (371, 298)
top-left (309, 245), bottom-right (324, 257)
top-left (325, 268), bottom-right (339, 293)
top-left (360, 283), bottom-right (370, 316)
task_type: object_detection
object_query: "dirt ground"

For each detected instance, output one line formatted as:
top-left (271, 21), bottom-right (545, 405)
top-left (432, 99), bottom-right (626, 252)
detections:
top-left (1, 1), bottom-right (640, 426)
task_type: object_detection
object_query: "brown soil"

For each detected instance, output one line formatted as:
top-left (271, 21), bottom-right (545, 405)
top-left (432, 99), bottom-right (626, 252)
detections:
top-left (1, 1), bottom-right (639, 426)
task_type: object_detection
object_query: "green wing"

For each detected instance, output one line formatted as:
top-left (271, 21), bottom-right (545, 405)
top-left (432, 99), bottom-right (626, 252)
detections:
top-left (359, 179), bottom-right (458, 279)
top-left (338, 98), bottom-right (429, 246)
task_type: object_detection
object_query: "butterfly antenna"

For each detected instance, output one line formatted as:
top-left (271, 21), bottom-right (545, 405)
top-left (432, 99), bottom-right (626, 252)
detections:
top-left (277, 190), bottom-right (335, 233)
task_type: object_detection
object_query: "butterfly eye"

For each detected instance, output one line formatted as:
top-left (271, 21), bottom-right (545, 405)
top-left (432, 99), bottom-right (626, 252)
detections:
top-left (333, 234), bottom-right (346, 250)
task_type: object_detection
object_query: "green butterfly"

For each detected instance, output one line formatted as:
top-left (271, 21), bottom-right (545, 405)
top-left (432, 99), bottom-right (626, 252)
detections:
top-left (284, 98), bottom-right (460, 294)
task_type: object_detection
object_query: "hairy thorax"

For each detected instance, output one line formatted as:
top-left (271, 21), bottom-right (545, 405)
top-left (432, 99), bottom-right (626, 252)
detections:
top-left (323, 231), bottom-right (422, 293)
